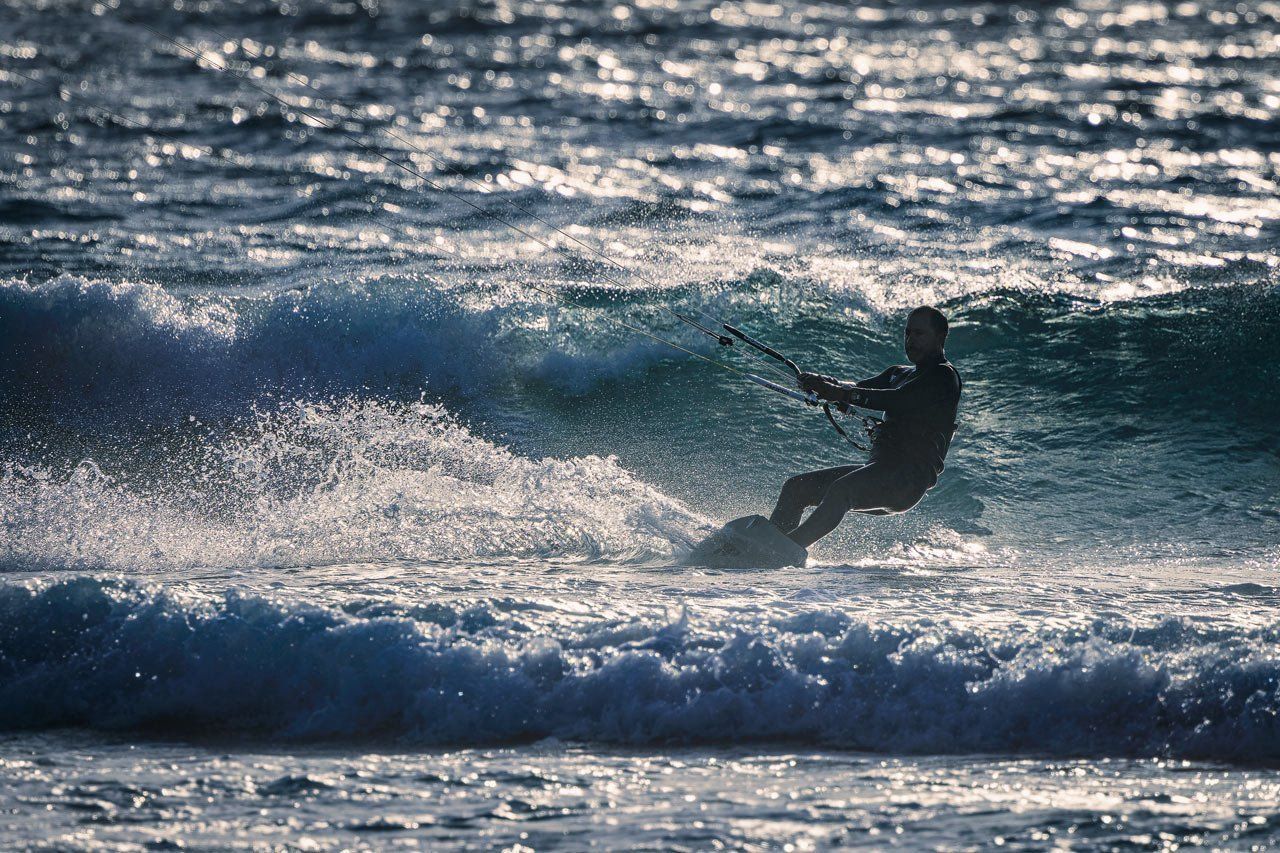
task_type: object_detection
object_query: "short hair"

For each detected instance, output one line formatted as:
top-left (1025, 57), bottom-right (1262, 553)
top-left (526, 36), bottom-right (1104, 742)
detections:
top-left (908, 305), bottom-right (948, 338)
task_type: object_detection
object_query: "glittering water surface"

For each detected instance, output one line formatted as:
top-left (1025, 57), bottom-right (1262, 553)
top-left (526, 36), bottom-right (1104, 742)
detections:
top-left (5, 736), bottom-right (1279, 850)
top-left (2, 0), bottom-right (1279, 848)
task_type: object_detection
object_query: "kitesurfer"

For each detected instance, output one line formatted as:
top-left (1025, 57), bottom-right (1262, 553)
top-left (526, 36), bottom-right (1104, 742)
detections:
top-left (770, 306), bottom-right (961, 548)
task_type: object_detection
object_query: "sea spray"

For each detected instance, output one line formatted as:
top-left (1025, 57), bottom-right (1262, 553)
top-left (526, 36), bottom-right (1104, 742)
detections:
top-left (0, 400), bottom-right (704, 571)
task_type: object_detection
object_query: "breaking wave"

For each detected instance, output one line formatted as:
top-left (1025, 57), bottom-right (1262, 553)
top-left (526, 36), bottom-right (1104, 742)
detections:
top-left (3, 273), bottom-right (1277, 427)
top-left (2, 576), bottom-right (1278, 762)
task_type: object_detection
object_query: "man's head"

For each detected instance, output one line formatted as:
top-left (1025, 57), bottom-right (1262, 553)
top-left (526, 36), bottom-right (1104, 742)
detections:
top-left (904, 306), bottom-right (948, 365)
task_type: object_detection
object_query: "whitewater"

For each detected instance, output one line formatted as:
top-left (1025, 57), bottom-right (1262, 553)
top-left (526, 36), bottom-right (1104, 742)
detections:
top-left (3, 0), bottom-right (1280, 848)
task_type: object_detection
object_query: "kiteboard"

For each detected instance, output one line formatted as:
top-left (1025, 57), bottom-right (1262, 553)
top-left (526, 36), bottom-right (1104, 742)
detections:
top-left (684, 515), bottom-right (808, 569)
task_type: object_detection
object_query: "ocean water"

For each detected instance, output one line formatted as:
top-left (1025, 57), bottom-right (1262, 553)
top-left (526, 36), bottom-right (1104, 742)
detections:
top-left (2, 0), bottom-right (1279, 848)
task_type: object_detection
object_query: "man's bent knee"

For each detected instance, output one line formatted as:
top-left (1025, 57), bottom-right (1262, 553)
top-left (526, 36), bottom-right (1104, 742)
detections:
top-left (779, 473), bottom-right (814, 501)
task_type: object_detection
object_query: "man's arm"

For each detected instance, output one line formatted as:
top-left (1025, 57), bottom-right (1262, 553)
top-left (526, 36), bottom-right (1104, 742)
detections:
top-left (798, 366), bottom-right (897, 397)
top-left (838, 365), bottom-right (958, 416)
top-left (851, 367), bottom-right (898, 389)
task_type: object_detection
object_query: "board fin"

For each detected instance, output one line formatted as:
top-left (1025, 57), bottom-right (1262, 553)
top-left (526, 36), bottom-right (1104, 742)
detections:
top-left (684, 515), bottom-right (808, 569)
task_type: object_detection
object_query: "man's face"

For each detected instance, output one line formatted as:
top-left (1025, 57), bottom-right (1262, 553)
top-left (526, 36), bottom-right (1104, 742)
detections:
top-left (904, 313), bottom-right (945, 365)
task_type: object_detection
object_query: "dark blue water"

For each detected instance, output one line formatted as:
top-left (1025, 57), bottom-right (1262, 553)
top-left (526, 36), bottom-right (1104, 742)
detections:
top-left (2, 0), bottom-right (1279, 848)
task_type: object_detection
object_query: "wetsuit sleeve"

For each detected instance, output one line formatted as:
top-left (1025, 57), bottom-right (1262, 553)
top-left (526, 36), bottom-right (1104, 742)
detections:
top-left (853, 367), bottom-right (898, 389)
top-left (841, 366), bottom-right (959, 416)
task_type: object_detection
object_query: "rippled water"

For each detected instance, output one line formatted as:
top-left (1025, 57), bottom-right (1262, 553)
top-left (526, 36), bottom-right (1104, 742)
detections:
top-left (2, 0), bottom-right (1279, 848)
top-left (6, 736), bottom-right (1279, 849)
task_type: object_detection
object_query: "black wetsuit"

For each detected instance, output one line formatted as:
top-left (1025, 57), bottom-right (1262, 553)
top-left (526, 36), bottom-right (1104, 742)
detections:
top-left (770, 353), bottom-right (961, 548)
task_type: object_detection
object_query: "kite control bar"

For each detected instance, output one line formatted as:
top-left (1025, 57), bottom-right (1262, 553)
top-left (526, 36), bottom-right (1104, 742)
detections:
top-left (721, 322), bottom-right (880, 450)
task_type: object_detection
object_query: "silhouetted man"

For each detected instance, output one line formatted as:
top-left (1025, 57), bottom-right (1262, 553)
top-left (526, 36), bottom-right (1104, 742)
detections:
top-left (770, 306), bottom-right (961, 547)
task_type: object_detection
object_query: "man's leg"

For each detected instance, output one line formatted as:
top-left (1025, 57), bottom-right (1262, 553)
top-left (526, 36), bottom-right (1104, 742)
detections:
top-left (786, 463), bottom-right (925, 548)
top-left (769, 465), bottom-right (863, 534)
